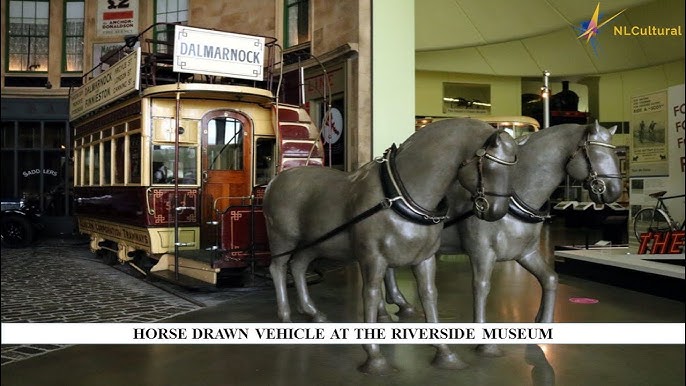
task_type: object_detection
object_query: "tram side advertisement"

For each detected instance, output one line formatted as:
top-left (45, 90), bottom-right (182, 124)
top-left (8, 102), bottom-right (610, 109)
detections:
top-left (69, 48), bottom-right (141, 121)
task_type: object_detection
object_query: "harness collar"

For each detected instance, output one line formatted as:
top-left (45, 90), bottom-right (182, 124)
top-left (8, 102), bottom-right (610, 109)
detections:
top-left (508, 192), bottom-right (551, 223)
top-left (379, 144), bottom-right (449, 225)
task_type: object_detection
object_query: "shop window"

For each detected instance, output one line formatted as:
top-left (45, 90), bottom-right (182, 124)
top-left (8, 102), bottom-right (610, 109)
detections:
top-left (18, 150), bottom-right (40, 197)
top-left (1, 121), bottom-right (16, 148)
top-left (18, 122), bottom-right (41, 148)
top-left (285, 0), bottom-right (310, 48)
top-left (63, 0), bottom-right (85, 73)
top-left (44, 122), bottom-right (67, 149)
top-left (207, 117), bottom-right (243, 171)
top-left (1, 151), bottom-right (16, 198)
top-left (7, 0), bottom-right (50, 72)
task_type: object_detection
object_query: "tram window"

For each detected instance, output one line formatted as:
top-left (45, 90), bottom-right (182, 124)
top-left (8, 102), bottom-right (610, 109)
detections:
top-left (114, 123), bottom-right (125, 135)
top-left (83, 147), bottom-right (91, 185)
top-left (208, 117), bottom-right (243, 171)
top-left (73, 149), bottom-right (79, 186)
top-left (103, 140), bottom-right (112, 184)
top-left (114, 137), bottom-right (125, 184)
top-left (255, 138), bottom-right (276, 185)
top-left (130, 133), bottom-right (142, 184)
top-left (152, 145), bottom-right (197, 184)
top-left (93, 144), bottom-right (101, 185)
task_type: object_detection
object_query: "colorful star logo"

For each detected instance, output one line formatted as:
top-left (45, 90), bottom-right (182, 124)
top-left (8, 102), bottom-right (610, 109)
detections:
top-left (576, 3), bottom-right (626, 55)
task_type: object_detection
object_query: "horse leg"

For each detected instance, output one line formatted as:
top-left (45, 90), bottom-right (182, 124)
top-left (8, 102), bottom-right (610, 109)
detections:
top-left (269, 255), bottom-right (292, 322)
top-left (358, 259), bottom-right (396, 375)
top-left (383, 267), bottom-right (417, 319)
top-left (517, 251), bottom-right (558, 323)
top-left (412, 256), bottom-right (468, 370)
top-left (471, 253), bottom-right (502, 357)
top-left (290, 254), bottom-right (328, 322)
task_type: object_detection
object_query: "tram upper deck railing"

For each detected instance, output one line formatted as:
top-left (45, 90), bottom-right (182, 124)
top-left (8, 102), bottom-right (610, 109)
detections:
top-left (69, 23), bottom-right (281, 122)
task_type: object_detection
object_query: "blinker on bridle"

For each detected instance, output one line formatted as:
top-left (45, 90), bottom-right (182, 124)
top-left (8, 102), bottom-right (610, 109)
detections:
top-left (568, 132), bottom-right (621, 196)
top-left (458, 131), bottom-right (518, 213)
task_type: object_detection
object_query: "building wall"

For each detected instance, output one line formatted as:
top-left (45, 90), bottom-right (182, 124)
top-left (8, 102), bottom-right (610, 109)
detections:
top-left (188, 0), bottom-right (276, 37)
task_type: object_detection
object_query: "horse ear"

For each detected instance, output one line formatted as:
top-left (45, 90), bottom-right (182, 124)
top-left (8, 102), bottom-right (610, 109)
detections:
top-left (608, 125), bottom-right (617, 135)
top-left (590, 120), bottom-right (601, 135)
top-left (516, 134), bottom-right (530, 145)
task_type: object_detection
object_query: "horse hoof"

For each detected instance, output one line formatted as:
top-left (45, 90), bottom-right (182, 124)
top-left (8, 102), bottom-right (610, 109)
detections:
top-left (395, 306), bottom-right (417, 319)
top-left (432, 352), bottom-right (469, 370)
top-left (475, 344), bottom-right (504, 357)
top-left (311, 313), bottom-right (328, 323)
top-left (358, 357), bottom-right (397, 375)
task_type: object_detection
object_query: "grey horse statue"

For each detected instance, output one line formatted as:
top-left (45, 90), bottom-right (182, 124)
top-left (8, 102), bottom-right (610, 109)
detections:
top-left (263, 118), bottom-right (518, 375)
top-left (383, 121), bottom-right (622, 356)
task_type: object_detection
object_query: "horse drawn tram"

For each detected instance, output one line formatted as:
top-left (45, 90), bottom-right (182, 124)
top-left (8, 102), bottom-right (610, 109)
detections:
top-left (69, 24), bottom-right (325, 287)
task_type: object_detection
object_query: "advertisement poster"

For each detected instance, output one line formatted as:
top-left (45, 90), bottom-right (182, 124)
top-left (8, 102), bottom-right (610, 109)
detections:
top-left (629, 90), bottom-right (668, 176)
top-left (96, 0), bottom-right (139, 37)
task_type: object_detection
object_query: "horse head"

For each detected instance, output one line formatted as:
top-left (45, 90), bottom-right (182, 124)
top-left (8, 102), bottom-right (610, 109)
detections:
top-left (457, 129), bottom-right (518, 221)
top-left (565, 121), bottom-right (622, 204)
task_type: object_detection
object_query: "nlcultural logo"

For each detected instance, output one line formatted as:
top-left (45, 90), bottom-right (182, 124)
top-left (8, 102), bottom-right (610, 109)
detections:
top-left (576, 3), bottom-right (626, 56)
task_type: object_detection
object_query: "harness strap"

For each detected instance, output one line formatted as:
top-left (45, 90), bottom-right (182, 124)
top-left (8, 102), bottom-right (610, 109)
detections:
top-left (270, 200), bottom-right (388, 259)
top-left (443, 210), bottom-right (474, 228)
top-left (380, 144), bottom-right (449, 224)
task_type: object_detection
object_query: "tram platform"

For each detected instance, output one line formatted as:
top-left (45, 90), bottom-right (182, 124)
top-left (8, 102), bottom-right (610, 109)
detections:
top-left (1, 220), bottom-right (685, 386)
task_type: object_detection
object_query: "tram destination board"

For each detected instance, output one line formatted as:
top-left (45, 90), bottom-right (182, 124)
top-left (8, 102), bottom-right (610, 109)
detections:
top-left (69, 48), bottom-right (141, 121)
top-left (172, 25), bottom-right (265, 81)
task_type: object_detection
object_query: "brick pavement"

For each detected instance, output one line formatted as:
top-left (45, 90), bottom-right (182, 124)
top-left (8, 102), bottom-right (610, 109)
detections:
top-left (1, 238), bottom-right (202, 365)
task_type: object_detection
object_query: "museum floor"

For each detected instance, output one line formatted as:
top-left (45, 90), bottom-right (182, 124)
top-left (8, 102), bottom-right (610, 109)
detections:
top-left (1, 221), bottom-right (684, 386)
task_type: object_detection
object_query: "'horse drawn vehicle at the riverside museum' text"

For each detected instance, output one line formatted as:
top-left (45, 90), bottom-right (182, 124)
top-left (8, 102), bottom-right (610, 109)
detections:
top-left (70, 24), bottom-right (325, 287)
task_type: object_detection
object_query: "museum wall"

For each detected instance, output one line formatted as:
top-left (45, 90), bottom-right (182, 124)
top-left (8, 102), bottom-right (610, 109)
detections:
top-left (415, 70), bottom-right (522, 118)
top-left (598, 59), bottom-right (685, 124)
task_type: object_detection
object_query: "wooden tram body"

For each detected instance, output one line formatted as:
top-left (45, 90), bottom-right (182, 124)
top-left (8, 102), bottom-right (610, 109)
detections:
top-left (70, 24), bottom-right (324, 285)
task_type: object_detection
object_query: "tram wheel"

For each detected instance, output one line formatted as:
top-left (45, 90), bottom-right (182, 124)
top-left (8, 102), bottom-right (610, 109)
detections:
top-left (1, 216), bottom-right (34, 248)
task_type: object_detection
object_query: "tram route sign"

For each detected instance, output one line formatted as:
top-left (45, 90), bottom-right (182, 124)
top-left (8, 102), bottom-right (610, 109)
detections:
top-left (173, 25), bottom-right (265, 81)
top-left (69, 47), bottom-right (141, 121)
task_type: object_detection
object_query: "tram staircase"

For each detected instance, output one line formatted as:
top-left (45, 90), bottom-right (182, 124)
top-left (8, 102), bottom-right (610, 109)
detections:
top-left (149, 105), bottom-right (325, 288)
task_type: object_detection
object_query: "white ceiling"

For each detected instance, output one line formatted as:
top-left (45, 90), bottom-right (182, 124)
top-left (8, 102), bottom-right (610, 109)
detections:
top-left (415, 0), bottom-right (685, 78)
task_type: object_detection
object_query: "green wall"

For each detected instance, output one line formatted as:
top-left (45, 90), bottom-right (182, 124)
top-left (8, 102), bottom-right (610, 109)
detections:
top-left (415, 71), bottom-right (522, 118)
top-left (372, 0), bottom-right (415, 157)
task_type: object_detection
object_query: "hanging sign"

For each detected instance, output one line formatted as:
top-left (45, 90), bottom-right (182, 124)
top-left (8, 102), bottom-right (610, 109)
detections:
top-left (173, 25), bottom-right (265, 81)
top-left (321, 108), bottom-right (343, 144)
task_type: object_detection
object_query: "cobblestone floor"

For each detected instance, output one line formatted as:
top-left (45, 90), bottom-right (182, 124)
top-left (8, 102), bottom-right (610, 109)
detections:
top-left (1, 238), bottom-right (203, 366)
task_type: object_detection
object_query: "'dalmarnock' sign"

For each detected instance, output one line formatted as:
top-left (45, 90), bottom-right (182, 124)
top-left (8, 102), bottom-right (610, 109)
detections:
top-left (173, 25), bottom-right (265, 81)
top-left (69, 47), bottom-right (141, 121)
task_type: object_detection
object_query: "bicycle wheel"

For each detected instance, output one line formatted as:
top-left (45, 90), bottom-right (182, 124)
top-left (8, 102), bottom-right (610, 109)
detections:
top-left (633, 208), bottom-right (673, 243)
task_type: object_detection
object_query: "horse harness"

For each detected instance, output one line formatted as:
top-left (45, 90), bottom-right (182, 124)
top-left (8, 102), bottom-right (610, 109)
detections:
top-left (270, 132), bottom-right (516, 258)
top-left (446, 129), bottom-right (621, 226)
top-left (568, 131), bottom-right (622, 197)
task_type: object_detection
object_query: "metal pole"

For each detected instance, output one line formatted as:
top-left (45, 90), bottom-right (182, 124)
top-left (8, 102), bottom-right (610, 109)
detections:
top-left (542, 70), bottom-right (550, 129)
top-left (174, 91), bottom-right (181, 281)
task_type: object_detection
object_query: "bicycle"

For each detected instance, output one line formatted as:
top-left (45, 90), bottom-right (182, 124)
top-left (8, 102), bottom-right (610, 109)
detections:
top-left (633, 191), bottom-right (685, 243)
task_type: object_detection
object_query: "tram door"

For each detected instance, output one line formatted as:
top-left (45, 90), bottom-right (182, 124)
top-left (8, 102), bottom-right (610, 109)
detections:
top-left (200, 111), bottom-right (252, 249)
